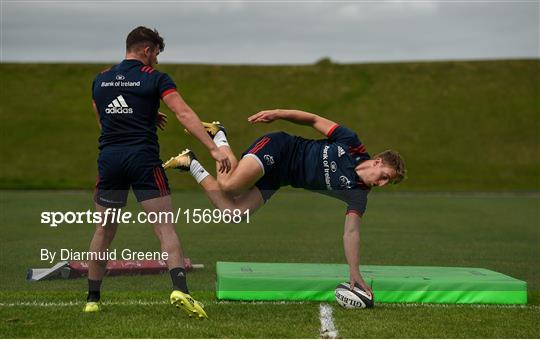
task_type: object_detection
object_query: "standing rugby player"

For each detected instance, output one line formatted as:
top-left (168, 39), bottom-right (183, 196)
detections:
top-left (164, 109), bottom-right (405, 296)
top-left (86, 27), bottom-right (231, 318)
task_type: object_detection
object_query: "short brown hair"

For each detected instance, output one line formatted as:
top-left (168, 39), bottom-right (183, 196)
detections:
top-left (373, 150), bottom-right (407, 184)
top-left (126, 26), bottom-right (165, 53)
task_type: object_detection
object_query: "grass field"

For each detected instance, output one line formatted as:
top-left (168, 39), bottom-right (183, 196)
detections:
top-left (1, 59), bottom-right (539, 337)
top-left (1, 190), bottom-right (539, 338)
top-left (1, 60), bottom-right (539, 191)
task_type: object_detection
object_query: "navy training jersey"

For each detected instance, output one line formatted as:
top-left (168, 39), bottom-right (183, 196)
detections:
top-left (92, 59), bottom-right (176, 150)
top-left (286, 125), bottom-right (371, 215)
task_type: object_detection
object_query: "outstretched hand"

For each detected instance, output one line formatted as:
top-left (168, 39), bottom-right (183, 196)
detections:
top-left (248, 110), bottom-right (280, 124)
top-left (156, 111), bottom-right (168, 130)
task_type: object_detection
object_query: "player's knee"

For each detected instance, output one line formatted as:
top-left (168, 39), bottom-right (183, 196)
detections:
top-left (95, 224), bottom-right (117, 241)
top-left (218, 177), bottom-right (237, 195)
top-left (153, 223), bottom-right (178, 242)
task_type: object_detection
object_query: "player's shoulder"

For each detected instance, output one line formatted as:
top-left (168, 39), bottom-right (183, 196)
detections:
top-left (333, 186), bottom-right (369, 211)
top-left (137, 65), bottom-right (170, 78)
top-left (354, 181), bottom-right (371, 192)
top-left (138, 66), bottom-right (176, 88)
top-left (99, 63), bottom-right (122, 74)
top-left (334, 125), bottom-right (359, 138)
top-left (139, 65), bottom-right (157, 74)
top-left (93, 64), bottom-right (117, 81)
top-left (327, 125), bottom-right (361, 144)
top-left (328, 125), bottom-right (369, 161)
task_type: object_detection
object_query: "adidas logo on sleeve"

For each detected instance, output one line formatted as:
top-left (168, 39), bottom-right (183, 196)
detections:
top-left (105, 95), bottom-right (133, 114)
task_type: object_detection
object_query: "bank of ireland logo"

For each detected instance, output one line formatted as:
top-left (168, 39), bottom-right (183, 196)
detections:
top-left (263, 154), bottom-right (274, 165)
top-left (116, 74), bottom-right (125, 80)
top-left (331, 161), bottom-right (337, 172)
top-left (340, 175), bottom-right (352, 188)
top-left (337, 146), bottom-right (346, 157)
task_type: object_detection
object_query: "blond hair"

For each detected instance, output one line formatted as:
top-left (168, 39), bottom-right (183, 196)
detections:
top-left (373, 150), bottom-right (406, 184)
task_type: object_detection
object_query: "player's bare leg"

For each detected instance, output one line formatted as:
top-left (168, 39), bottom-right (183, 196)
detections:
top-left (214, 146), bottom-right (238, 198)
top-left (140, 194), bottom-right (208, 319)
top-left (199, 174), bottom-right (265, 214)
top-left (216, 156), bottom-right (264, 197)
top-left (166, 121), bottom-right (265, 214)
top-left (88, 203), bottom-right (119, 280)
top-left (197, 121), bottom-right (241, 193)
top-left (164, 149), bottom-right (264, 214)
top-left (191, 121), bottom-right (263, 198)
top-left (140, 195), bottom-right (184, 270)
top-left (85, 203), bottom-right (119, 312)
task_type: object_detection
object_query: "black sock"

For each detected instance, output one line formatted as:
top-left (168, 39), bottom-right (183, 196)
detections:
top-left (87, 279), bottom-right (102, 302)
top-left (169, 267), bottom-right (189, 294)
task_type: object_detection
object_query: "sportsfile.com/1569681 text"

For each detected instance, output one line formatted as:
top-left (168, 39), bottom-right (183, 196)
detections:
top-left (40, 208), bottom-right (250, 227)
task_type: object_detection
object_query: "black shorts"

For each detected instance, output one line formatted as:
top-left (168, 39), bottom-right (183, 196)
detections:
top-left (94, 146), bottom-right (170, 208)
top-left (242, 131), bottom-right (293, 202)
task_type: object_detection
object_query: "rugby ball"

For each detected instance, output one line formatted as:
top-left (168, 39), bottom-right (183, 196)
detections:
top-left (335, 282), bottom-right (374, 309)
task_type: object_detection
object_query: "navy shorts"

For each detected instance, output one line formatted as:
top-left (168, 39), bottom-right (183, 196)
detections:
top-left (242, 131), bottom-right (293, 202)
top-left (94, 146), bottom-right (170, 208)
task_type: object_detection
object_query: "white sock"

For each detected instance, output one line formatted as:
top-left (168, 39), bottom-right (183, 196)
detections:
top-left (214, 130), bottom-right (229, 148)
top-left (189, 160), bottom-right (210, 184)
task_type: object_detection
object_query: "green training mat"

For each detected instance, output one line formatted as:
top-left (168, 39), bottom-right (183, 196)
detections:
top-left (216, 262), bottom-right (527, 304)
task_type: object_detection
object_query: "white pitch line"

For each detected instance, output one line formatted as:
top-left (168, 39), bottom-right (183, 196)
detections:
top-left (0, 300), bottom-right (538, 310)
top-left (0, 300), bottom-right (168, 307)
top-left (0, 300), bottom-right (308, 307)
top-left (319, 303), bottom-right (339, 339)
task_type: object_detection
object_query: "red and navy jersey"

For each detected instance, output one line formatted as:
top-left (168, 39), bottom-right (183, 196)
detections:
top-left (287, 125), bottom-right (371, 215)
top-left (92, 59), bottom-right (176, 150)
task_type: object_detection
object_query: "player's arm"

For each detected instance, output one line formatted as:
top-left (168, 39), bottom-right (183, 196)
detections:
top-left (343, 212), bottom-right (373, 296)
top-left (92, 101), bottom-right (101, 130)
top-left (248, 109), bottom-right (337, 137)
top-left (162, 91), bottom-right (231, 173)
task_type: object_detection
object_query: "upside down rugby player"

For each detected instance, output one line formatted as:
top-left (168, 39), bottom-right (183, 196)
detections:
top-left (86, 26), bottom-right (232, 318)
top-left (163, 109), bottom-right (406, 296)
